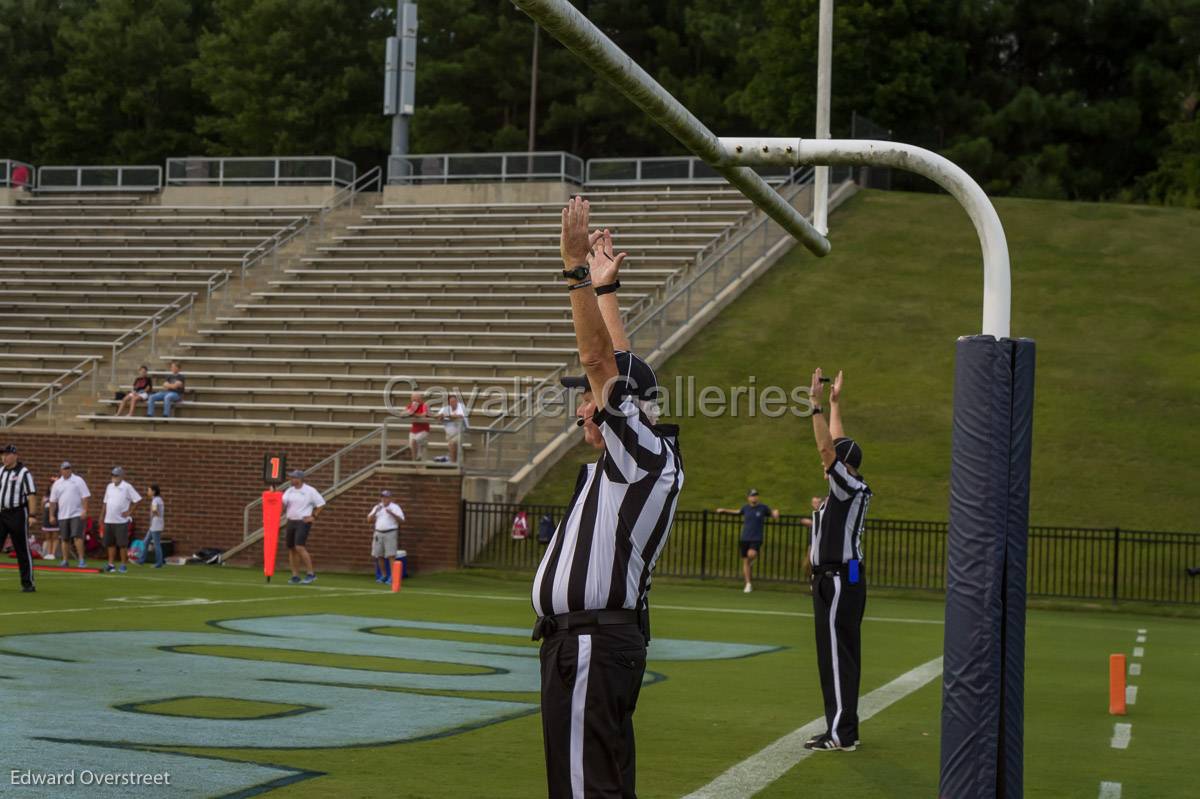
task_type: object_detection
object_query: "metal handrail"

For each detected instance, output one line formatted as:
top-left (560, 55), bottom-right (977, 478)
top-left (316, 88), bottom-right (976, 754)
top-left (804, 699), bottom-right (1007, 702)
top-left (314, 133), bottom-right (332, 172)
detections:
top-left (1, 159), bottom-right (36, 189)
top-left (165, 156), bottom-right (357, 187)
top-left (389, 151), bottom-right (585, 185)
top-left (239, 419), bottom-right (413, 543)
top-left (35, 165), bottom-right (162, 192)
top-left (321, 165), bottom-right (383, 215)
top-left (0, 356), bottom-right (100, 428)
top-left (586, 155), bottom-right (797, 185)
top-left (108, 292), bottom-right (196, 382)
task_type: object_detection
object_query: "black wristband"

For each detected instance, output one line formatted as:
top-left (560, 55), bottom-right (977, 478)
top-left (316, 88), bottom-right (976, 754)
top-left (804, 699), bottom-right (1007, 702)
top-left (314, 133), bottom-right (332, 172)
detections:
top-left (811, 407), bottom-right (823, 415)
top-left (594, 280), bottom-right (621, 295)
top-left (567, 278), bottom-right (593, 291)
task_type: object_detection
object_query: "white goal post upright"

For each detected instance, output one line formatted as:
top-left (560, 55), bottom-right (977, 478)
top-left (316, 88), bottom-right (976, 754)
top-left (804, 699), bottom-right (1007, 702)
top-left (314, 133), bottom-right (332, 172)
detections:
top-left (814, 0), bottom-right (834, 236)
top-left (510, 0), bottom-right (1011, 338)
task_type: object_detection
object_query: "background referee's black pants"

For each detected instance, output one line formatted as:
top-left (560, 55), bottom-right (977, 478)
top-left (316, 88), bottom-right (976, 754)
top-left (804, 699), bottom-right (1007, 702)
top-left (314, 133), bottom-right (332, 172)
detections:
top-left (0, 509), bottom-right (34, 589)
top-left (540, 624), bottom-right (646, 798)
top-left (811, 569), bottom-right (866, 745)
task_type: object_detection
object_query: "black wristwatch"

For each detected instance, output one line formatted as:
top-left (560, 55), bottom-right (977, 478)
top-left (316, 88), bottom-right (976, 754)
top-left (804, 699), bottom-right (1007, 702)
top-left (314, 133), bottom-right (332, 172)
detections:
top-left (811, 407), bottom-right (823, 415)
top-left (595, 280), bottom-right (621, 295)
top-left (562, 265), bottom-right (590, 281)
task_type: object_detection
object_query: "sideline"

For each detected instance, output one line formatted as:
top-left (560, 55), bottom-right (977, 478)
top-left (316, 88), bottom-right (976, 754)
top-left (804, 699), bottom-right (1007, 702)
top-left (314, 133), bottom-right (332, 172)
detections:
top-left (682, 656), bottom-right (944, 798)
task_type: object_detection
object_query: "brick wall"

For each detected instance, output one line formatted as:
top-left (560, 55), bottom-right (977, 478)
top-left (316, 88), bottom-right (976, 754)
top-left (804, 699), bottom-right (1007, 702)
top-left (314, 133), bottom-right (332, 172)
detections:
top-left (3, 432), bottom-right (462, 575)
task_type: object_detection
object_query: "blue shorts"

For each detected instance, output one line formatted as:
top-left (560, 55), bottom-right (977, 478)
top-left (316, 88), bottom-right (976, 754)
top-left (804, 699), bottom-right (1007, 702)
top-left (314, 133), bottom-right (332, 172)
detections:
top-left (739, 541), bottom-right (762, 557)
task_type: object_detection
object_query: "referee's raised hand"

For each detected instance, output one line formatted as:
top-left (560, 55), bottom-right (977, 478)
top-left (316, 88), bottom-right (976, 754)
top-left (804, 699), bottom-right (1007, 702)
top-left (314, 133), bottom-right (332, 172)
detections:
top-left (560, 196), bottom-right (592, 267)
top-left (810, 368), bottom-right (826, 408)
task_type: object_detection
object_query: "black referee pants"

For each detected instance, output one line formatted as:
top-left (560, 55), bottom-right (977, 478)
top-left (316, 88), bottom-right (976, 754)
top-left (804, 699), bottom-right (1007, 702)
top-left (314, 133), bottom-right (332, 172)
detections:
top-left (811, 567), bottom-right (866, 745)
top-left (540, 623), bottom-right (647, 798)
top-left (1, 509), bottom-right (34, 589)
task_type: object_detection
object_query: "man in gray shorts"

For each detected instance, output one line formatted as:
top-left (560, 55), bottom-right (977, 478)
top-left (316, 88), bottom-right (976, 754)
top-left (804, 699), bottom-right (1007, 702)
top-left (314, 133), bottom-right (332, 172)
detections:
top-left (49, 461), bottom-right (91, 568)
top-left (368, 489), bottom-right (406, 583)
top-left (101, 467), bottom-right (141, 574)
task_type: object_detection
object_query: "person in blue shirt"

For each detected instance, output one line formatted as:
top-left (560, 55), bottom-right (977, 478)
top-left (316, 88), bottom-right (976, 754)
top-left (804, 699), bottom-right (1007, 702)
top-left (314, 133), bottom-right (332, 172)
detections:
top-left (716, 489), bottom-right (780, 593)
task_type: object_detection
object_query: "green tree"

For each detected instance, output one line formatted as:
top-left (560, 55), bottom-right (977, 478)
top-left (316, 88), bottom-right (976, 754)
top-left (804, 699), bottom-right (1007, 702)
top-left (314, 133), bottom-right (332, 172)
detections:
top-left (30, 0), bottom-right (211, 164)
top-left (193, 0), bottom-right (391, 163)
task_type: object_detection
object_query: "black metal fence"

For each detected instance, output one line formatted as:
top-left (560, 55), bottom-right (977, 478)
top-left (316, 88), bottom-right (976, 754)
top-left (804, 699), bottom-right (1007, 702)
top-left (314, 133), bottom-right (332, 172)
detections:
top-left (462, 502), bottom-right (1200, 605)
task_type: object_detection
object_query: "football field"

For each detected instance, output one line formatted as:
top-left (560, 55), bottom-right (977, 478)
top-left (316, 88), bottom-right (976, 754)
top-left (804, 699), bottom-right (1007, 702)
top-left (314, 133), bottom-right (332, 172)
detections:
top-left (2, 566), bottom-right (1195, 798)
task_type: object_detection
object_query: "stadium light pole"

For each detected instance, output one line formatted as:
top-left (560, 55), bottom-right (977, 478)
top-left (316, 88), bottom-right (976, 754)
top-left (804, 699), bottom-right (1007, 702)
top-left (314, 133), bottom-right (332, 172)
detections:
top-left (385, 2), bottom-right (419, 164)
top-left (813, 0), bottom-right (834, 236)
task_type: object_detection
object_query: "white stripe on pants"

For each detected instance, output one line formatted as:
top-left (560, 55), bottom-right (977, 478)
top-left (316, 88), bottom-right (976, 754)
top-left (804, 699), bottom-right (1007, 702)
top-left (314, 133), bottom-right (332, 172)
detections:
top-left (570, 634), bottom-right (593, 799)
top-left (828, 574), bottom-right (843, 745)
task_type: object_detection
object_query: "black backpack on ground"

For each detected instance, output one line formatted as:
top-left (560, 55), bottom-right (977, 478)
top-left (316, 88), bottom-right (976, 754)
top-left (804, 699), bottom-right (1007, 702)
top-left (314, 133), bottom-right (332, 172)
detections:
top-left (537, 514), bottom-right (556, 545)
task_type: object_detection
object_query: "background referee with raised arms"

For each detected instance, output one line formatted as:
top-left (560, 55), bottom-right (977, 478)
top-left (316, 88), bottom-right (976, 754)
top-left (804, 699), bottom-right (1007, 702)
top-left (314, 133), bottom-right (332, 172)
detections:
top-left (804, 369), bottom-right (873, 752)
top-left (1, 444), bottom-right (39, 592)
top-left (532, 197), bottom-right (684, 798)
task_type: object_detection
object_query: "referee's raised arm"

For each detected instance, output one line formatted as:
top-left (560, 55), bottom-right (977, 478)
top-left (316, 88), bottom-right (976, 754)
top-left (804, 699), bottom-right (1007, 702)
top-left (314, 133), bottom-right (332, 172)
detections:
top-left (561, 197), bottom-right (619, 404)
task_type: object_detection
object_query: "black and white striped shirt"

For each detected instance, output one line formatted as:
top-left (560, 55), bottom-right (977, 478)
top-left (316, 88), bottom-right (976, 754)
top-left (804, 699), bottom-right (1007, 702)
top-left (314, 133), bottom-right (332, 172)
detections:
top-left (811, 461), bottom-right (871, 566)
top-left (532, 397), bottom-right (684, 617)
top-left (1, 463), bottom-right (36, 512)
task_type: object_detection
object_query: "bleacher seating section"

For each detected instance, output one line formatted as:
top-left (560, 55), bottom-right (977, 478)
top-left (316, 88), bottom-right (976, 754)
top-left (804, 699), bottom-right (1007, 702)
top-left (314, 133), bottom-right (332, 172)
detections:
top-left (0, 194), bottom-right (314, 425)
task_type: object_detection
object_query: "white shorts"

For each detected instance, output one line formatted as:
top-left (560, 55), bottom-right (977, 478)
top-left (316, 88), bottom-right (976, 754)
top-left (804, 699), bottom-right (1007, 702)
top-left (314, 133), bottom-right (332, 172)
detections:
top-left (372, 529), bottom-right (399, 558)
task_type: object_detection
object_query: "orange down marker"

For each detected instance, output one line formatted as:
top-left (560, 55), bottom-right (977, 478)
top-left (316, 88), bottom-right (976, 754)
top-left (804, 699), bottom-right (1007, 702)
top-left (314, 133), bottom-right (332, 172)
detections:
top-left (1109, 654), bottom-right (1127, 715)
top-left (391, 559), bottom-right (403, 593)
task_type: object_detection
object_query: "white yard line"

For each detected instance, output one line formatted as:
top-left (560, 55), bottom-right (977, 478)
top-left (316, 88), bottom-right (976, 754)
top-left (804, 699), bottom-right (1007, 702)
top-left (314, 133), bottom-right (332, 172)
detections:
top-left (1135, 634), bottom-right (1145, 644)
top-left (1098, 781), bottom-right (1122, 799)
top-left (1132, 646), bottom-right (1144, 658)
top-left (0, 589), bottom-right (381, 618)
top-left (681, 657), bottom-right (943, 799)
top-left (1129, 662), bottom-right (1141, 676)
top-left (1125, 685), bottom-right (1137, 706)
top-left (1110, 722), bottom-right (1132, 750)
top-left (1136, 628), bottom-right (1146, 635)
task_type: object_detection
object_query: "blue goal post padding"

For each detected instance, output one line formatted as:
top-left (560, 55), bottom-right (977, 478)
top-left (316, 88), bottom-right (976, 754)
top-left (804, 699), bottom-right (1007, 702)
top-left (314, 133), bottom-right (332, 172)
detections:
top-left (939, 335), bottom-right (1036, 799)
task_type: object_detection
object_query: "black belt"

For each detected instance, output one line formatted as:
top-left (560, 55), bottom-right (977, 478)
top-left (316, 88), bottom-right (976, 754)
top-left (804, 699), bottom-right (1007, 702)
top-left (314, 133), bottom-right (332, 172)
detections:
top-left (812, 562), bottom-right (862, 578)
top-left (532, 608), bottom-right (648, 641)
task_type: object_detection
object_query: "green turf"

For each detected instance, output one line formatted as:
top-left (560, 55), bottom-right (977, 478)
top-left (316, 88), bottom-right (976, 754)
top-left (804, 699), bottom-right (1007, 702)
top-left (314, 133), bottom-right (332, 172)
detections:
top-left (524, 191), bottom-right (1200, 533)
top-left (2, 565), bottom-right (1195, 797)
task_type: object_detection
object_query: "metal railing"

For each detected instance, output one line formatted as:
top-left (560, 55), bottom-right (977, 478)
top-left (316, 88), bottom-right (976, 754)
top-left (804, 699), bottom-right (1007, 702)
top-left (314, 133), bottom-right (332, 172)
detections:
top-left (586, 156), bottom-right (799, 185)
top-left (1, 159), bottom-right (35, 189)
top-left (237, 217), bottom-right (309, 283)
top-left (166, 156), bottom-right (356, 187)
top-left (0, 356), bottom-right (100, 428)
top-left (321, 165), bottom-right (383, 215)
top-left (388, 151), bottom-right (585, 185)
top-left (108, 292), bottom-right (197, 381)
top-left (462, 503), bottom-right (1200, 605)
top-left (35, 165), bottom-right (162, 192)
top-left (238, 419), bottom-right (415, 546)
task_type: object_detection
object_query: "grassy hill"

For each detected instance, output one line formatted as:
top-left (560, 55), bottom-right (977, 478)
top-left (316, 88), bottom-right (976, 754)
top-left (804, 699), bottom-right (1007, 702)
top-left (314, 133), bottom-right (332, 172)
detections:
top-left (522, 190), bottom-right (1200, 532)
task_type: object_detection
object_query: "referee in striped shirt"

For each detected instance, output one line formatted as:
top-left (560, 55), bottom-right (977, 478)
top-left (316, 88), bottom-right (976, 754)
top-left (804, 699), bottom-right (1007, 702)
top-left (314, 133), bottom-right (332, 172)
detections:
top-left (1, 444), bottom-right (39, 592)
top-left (532, 198), bottom-right (684, 798)
top-left (804, 369), bottom-right (872, 752)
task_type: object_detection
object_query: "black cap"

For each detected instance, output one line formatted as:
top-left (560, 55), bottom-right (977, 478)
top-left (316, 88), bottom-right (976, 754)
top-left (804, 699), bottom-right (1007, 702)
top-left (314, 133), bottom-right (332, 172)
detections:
top-left (560, 351), bottom-right (660, 401)
top-left (747, 488), bottom-right (759, 497)
top-left (1, 444), bottom-right (16, 454)
top-left (834, 437), bottom-right (863, 470)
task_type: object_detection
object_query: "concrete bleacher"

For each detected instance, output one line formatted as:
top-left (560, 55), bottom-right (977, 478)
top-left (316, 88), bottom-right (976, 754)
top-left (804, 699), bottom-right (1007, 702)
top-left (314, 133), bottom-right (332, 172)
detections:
top-left (0, 193), bottom-right (317, 426)
top-left (76, 184), bottom-right (757, 441)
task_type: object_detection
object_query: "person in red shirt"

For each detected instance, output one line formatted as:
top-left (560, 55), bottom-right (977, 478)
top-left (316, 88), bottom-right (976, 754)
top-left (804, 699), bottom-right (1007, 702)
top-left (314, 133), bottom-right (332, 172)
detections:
top-left (403, 391), bottom-right (430, 461)
top-left (11, 164), bottom-right (31, 191)
top-left (115, 365), bottom-right (153, 416)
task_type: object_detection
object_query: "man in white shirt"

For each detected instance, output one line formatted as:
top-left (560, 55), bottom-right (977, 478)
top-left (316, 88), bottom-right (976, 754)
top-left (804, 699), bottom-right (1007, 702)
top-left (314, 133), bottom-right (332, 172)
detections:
top-left (101, 467), bottom-right (141, 574)
top-left (367, 489), bottom-right (406, 583)
top-left (438, 394), bottom-right (469, 464)
top-left (281, 469), bottom-right (325, 584)
top-left (48, 461), bottom-right (90, 568)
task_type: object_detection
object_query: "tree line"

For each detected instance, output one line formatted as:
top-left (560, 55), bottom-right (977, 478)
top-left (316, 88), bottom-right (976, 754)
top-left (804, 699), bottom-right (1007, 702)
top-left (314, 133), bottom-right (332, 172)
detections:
top-left (0, 0), bottom-right (1196, 205)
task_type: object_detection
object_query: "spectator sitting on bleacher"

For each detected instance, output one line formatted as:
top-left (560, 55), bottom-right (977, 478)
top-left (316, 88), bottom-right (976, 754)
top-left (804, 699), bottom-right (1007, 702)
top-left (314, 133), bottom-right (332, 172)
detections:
top-left (403, 391), bottom-right (430, 461)
top-left (115, 365), bottom-right (152, 416)
top-left (146, 362), bottom-right (186, 418)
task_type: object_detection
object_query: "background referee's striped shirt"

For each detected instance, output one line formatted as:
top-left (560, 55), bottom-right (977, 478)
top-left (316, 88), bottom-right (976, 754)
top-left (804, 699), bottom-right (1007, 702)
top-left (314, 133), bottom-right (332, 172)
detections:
top-left (1, 463), bottom-right (36, 511)
top-left (532, 396), bottom-right (683, 617)
top-left (811, 461), bottom-right (871, 566)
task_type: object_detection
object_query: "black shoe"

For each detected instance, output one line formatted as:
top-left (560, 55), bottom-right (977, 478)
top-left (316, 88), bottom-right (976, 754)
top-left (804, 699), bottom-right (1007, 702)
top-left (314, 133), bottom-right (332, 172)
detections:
top-left (22, 585), bottom-right (35, 593)
top-left (804, 733), bottom-right (829, 748)
top-left (1187, 567), bottom-right (1200, 577)
top-left (804, 734), bottom-right (856, 752)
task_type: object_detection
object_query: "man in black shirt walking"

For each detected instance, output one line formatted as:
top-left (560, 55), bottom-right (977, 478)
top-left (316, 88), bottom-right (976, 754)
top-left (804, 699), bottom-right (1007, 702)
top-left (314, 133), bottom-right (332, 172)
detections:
top-left (716, 489), bottom-right (780, 593)
top-left (804, 369), bottom-right (872, 752)
top-left (0, 444), bottom-right (39, 592)
top-left (532, 197), bottom-right (684, 798)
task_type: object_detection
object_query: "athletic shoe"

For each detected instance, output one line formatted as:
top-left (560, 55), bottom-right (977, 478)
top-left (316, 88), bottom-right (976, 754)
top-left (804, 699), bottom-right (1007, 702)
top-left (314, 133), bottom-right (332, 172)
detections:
top-left (43, 553), bottom-right (57, 560)
top-left (804, 735), bottom-right (856, 752)
top-left (117, 564), bottom-right (127, 574)
top-left (22, 585), bottom-right (35, 593)
top-left (743, 583), bottom-right (753, 593)
top-left (375, 575), bottom-right (384, 583)
top-left (1188, 567), bottom-right (1200, 577)
top-left (153, 564), bottom-right (164, 569)
top-left (103, 564), bottom-right (116, 573)
top-left (58, 559), bottom-right (69, 568)
top-left (77, 560), bottom-right (86, 568)
top-left (288, 576), bottom-right (302, 584)
top-left (301, 574), bottom-right (317, 585)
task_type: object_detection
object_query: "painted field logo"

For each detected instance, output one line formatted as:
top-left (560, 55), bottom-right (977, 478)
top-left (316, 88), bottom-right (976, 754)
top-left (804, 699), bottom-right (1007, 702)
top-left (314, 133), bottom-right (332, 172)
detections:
top-left (2, 614), bottom-right (777, 796)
